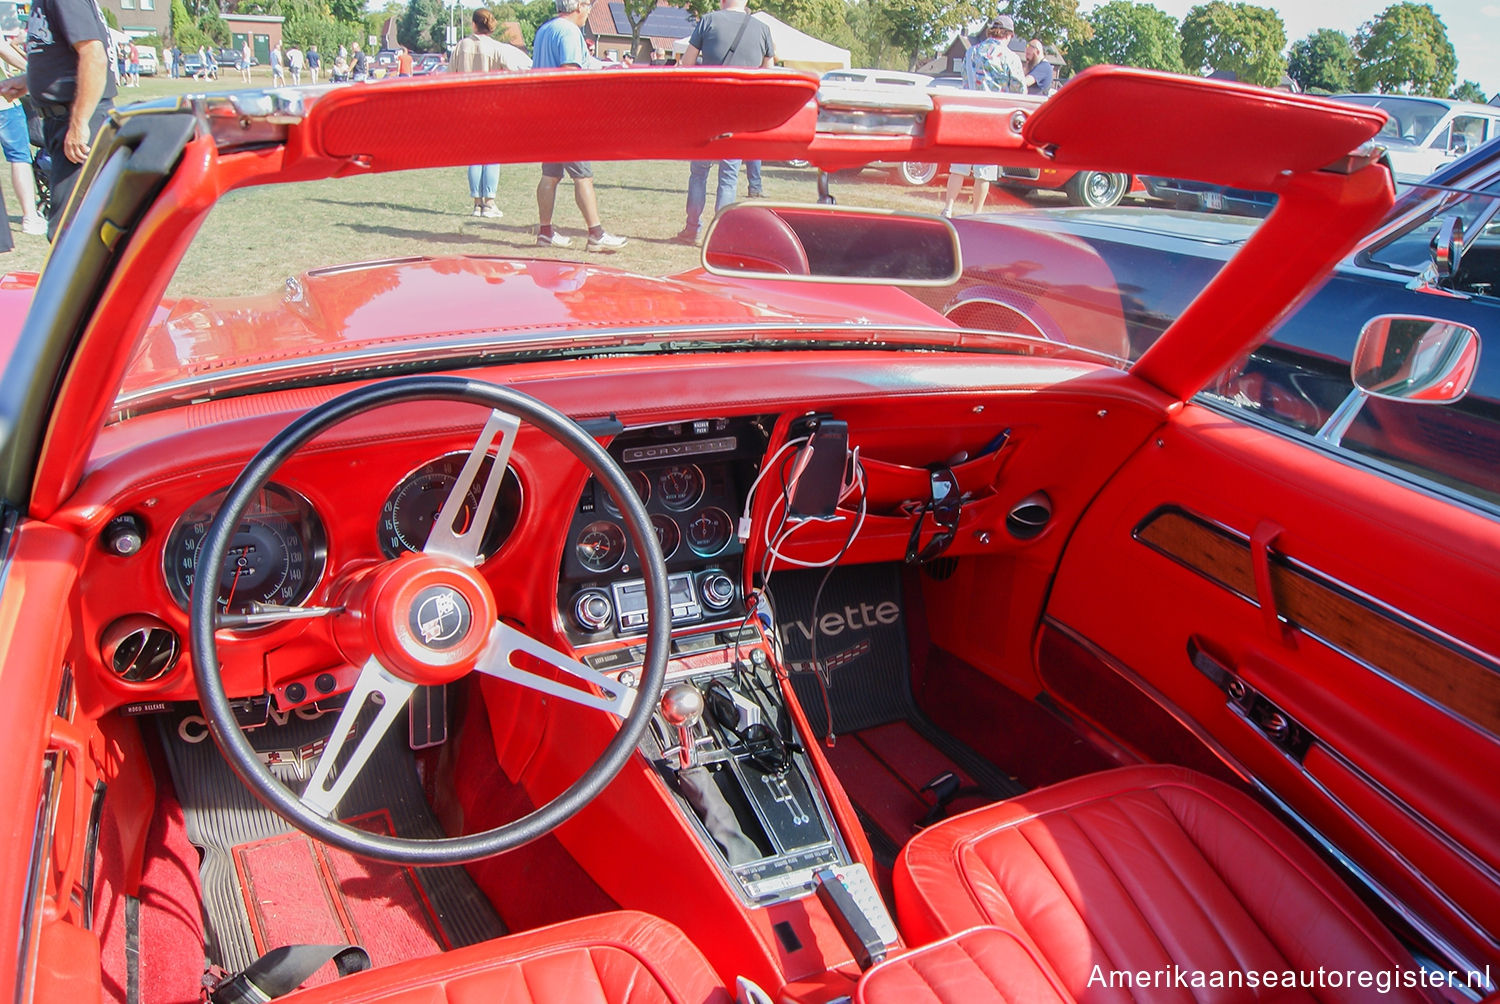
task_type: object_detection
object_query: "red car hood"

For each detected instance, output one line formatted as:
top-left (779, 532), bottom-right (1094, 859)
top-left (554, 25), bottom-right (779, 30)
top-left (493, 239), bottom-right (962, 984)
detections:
top-left (119, 257), bottom-right (955, 401)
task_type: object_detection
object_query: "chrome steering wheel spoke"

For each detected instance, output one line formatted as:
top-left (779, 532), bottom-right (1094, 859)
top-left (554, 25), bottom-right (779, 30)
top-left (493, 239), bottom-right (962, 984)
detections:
top-left (299, 657), bottom-right (417, 818)
top-left (423, 408), bottom-right (521, 566)
top-left (476, 621), bottom-right (637, 717)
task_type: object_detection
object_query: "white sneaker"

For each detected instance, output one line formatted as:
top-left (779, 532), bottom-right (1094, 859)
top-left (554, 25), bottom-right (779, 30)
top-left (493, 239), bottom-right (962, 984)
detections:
top-left (472, 205), bottom-right (483, 217)
top-left (481, 205), bottom-right (503, 219)
top-left (20, 215), bottom-right (46, 236)
top-left (587, 231), bottom-right (627, 252)
top-left (536, 230), bottom-right (572, 248)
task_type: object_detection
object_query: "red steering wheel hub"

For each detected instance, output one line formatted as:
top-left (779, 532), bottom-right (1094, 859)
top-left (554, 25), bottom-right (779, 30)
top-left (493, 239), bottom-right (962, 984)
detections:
top-left (336, 552), bottom-right (497, 685)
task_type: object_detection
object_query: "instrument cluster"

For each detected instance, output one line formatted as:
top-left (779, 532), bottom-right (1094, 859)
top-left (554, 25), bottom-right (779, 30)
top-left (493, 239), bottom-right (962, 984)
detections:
top-left (559, 417), bottom-right (771, 645)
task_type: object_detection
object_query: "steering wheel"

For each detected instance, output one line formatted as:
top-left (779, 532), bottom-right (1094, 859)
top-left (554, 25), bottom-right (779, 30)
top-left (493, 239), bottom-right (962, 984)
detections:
top-left (189, 376), bottom-right (670, 864)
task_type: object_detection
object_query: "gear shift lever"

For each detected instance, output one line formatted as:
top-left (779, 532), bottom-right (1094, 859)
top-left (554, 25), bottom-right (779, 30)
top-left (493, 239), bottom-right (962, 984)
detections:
top-left (660, 683), bottom-right (705, 769)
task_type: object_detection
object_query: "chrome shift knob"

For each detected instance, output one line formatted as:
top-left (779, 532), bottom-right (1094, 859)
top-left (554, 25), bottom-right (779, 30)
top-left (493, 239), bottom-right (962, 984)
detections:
top-left (660, 683), bottom-right (705, 727)
top-left (660, 683), bottom-right (705, 768)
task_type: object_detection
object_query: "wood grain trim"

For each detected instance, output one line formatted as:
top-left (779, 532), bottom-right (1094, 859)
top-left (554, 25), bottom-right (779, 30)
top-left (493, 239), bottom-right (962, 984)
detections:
top-left (1134, 506), bottom-right (1500, 739)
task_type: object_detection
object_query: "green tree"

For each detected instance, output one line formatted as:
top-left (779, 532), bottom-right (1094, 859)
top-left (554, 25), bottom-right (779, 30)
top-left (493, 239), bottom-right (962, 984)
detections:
top-left (1180, 1), bottom-right (1286, 87)
top-left (1353, 3), bottom-right (1456, 96)
top-left (1452, 79), bottom-right (1487, 103)
top-left (878, 0), bottom-right (981, 71)
top-left (1005, 0), bottom-right (1091, 54)
top-left (101, 5), bottom-right (120, 28)
top-left (399, 0), bottom-right (443, 51)
top-left (844, 0), bottom-right (903, 69)
top-left (756, 0), bottom-right (858, 60)
top-left (198, 2), bottom-right (231, 45)
top-left (1069, 0), bottom-right (1183, 73)
top-left (327, 0), bottom-right (366, 26)
top-left (168, 0), bottom-right (208, 47)
top-left (282, 0), bottom-right (362, 52)
top-left (1286, 28), bottom-right (1353, 92)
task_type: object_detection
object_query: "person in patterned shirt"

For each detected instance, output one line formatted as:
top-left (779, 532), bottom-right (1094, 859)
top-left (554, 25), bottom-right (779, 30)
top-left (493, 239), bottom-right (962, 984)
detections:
top-left (941, 15), bottom-right (1025, 217)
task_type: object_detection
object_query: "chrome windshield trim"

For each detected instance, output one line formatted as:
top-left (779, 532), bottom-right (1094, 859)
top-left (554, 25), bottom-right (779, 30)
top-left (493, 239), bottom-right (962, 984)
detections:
top-left (109, 323), bottom-right (1123, 420)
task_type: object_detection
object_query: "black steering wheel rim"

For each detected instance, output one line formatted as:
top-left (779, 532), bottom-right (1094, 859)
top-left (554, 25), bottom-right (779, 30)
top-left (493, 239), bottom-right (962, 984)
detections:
top-left (189, 375), bottom-right (670, 864)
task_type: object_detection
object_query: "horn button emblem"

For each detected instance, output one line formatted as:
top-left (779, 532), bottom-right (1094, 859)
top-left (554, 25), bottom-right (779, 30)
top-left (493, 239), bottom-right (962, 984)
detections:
top-left (409, 585), bottom-right (471, 651)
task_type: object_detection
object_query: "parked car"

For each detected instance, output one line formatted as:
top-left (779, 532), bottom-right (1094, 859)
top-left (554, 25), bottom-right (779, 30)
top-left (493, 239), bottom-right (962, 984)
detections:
top-left (0, 67), bottom-right (1496, 1004)
top-left (1336, 93), bottom-right (1500, 183)
top-left (412, 52), bottom-right (446, 75)
top-left (179, 51), bottom-right (211, 79)
top-left (216, 46), bottom-right (256, 70)
top-left (924, 138), bottom-right (1500, 505)
top-left (995, 163), bottom-right (1145, 207)
top-left (134, 46), bottom-right (159, 76)
top-left (819, 69), bottom-right (946, 185)
top-left (1136, 175), bottom-right (1276, 215)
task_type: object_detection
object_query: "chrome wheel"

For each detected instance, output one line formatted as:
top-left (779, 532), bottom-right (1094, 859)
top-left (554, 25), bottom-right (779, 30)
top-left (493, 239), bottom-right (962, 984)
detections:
top-left (899, 161), bottom-right (939, 186)
top-left (1065, 171), bottom-right (1130, 208)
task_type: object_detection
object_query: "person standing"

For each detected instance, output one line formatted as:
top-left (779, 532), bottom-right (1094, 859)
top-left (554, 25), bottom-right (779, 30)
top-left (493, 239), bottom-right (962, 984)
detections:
top-left (286, 43), bottom-right (303, 84)
top-left (671, 0), bottom-right (773, 244)
top-left (0, 0), bottom-right (117, 240)
top-left (0, 36), bottom-right (45, 235)
top-left (395, 44), bottom-right (412, 77)
top-left (306, 44), bottom-right (320, 83)
top-left (1023, 38), bottom-right (1052, 95)
top-left (170, 43), bottom-right (181, 78)
top-left (269, 43), bottom-right (284, 84)
top-left (450, 8), bottom-right (529, 219)
top-left (531, 0), bottom-right (626, 251)
top-left (240, 40), bottom-right (252, 82)
top-left (349, 42), bottom-right (367, 80)
top-left (940, 15), bottom-right (1023, 217)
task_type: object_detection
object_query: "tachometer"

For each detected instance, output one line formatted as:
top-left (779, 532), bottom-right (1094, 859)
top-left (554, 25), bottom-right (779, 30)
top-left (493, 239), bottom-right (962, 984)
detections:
top-left (686, 507), bottom-right (733, 557)
top-left (656, 464), bottom-right (705, 511)
top-left (378, 453), bottom-right (523, 561)
top-left (164, 484), bottom-right (327, 617)
top-left (576, 521), bottom-right (627, 572)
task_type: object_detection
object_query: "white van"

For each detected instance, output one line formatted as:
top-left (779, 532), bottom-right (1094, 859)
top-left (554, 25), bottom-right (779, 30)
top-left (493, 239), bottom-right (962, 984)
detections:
top-left (1336, 94), bottom-right (1500, 182)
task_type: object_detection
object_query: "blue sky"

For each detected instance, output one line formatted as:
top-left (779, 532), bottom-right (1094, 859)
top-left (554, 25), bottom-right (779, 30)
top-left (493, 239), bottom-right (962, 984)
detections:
top-left (1109, 0), bottom-right (1500, 97)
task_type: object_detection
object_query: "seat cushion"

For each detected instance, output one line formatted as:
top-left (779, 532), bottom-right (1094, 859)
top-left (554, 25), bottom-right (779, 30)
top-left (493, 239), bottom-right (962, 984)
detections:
top-left (856, 927), bottom-right (1071, 1003)
top-left (895, 765), bottom-right (1434, 1003)
top-left (283, 910), bottom-right (732, 1003)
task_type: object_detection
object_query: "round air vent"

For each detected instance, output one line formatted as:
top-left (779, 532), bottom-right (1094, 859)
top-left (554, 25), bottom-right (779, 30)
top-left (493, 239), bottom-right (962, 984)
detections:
top-left (101, 616), bottom-right (181, 683)
top-left (1005, 491), bottom-right (1052, 540)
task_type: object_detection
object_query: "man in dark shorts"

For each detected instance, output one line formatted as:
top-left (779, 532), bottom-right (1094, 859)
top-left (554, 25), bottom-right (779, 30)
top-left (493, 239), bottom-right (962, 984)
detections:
top-left (531, 0), bottom-right (626, 251)
top-left (0, 0), bottom-right (116, 240)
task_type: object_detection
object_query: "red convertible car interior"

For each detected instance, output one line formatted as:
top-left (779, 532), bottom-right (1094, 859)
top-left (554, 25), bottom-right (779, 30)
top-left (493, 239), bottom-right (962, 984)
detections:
top-left (0, 66), bottom-right (1496, 1004)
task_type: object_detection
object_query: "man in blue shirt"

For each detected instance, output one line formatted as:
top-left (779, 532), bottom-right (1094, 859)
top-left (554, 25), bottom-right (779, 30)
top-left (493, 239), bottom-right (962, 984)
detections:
top-left (532, 0), bottom-right (627, 252)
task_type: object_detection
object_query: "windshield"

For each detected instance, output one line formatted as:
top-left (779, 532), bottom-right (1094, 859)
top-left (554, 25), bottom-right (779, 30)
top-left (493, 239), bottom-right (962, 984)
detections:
top-left (1338, 94), bottom-right (1448, 145)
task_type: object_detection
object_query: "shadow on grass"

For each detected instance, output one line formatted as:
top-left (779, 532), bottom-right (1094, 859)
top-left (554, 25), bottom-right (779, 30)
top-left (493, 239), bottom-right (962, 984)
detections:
top-left (311, 198), bottom-right (459, 217)
top-left (337, 222), bottom-right (534, 244)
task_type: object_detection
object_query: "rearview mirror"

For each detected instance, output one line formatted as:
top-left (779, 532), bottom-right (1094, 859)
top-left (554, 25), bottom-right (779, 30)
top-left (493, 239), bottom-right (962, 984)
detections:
top-left (702, 203), bottom-right (961, 285)
top-left (1430, 215), bottom-right (1465, 285)
top-left (1352, 314), bottom-right (1479, 404)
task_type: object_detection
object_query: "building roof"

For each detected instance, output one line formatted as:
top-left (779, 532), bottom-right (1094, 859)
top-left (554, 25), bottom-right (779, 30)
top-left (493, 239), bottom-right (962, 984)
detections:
top-left (593, 2), bottom-right (695, 41)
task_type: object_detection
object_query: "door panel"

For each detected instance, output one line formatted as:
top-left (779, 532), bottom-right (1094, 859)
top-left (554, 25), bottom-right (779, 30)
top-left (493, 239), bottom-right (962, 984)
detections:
top-left (1042, 403), bottom-right (1500, 972)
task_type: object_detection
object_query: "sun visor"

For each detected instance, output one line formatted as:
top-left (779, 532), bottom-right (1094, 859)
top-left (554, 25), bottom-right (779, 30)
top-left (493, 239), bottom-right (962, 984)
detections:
top-left (297, 69), bottom-right (820, 172)
top-left (1022, 66), bottom-right (1389, 190)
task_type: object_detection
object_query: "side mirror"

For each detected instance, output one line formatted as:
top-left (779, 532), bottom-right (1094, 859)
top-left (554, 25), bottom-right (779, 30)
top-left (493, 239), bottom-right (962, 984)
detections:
top-left (702, 203), bottom-right (961, 285)
top-left (1430, 215), bottom-right (1465, 285)
top-left (1352, 314), bottom-right (1479, 404)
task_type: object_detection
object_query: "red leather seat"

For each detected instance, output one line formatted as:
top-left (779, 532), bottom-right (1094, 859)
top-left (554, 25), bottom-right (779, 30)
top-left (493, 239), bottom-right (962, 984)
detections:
top-left (284, 910), bottom-right (732, 1003)
top-left (895, 766), bottom-right (1435, 1003)
top-left (857, 927), bottom-right (1071, 1003)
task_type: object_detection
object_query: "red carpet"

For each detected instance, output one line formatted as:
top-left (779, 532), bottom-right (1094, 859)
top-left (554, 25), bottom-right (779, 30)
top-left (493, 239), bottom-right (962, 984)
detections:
top-left (231, 811), bottom-right (447, 987)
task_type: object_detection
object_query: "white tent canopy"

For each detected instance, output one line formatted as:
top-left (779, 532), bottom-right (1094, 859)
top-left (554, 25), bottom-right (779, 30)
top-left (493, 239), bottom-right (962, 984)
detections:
top-left (673, 12), bottom-right (850, 72)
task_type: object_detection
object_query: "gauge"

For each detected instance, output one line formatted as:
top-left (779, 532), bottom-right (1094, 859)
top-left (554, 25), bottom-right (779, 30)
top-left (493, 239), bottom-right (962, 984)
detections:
top-left (576, 520), bottom-right (627, 572)
top-left (650, 514), bottom-right (680, 559)
top-left (163, 483), bottom-right (327, 617)
top-left (656, 464), bottom-right (705, 511)
top-left (599, 470), bottom-right (652, 517)
top-left (378, 453), bottom-right (523, 561)
top-left (686, 507), bottom-right (733, 558)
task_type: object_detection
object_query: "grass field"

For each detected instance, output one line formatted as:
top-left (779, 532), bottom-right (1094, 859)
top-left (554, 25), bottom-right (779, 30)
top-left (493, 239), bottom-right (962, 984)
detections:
top-left (0, 70), bottom-right (1000, 292)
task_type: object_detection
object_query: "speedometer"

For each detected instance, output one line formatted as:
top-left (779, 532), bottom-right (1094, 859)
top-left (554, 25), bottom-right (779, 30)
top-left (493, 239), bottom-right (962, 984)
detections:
top-left (378, 453), bottom-right (523, 561)
top-left (163, 484), bottom-right (327, 617)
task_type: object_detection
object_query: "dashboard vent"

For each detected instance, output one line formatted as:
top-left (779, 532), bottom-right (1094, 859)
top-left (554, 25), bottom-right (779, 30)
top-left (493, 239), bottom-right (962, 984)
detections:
top-left (101, 616), bottom-right (181, 683)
